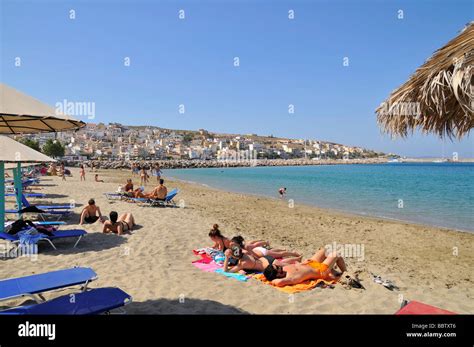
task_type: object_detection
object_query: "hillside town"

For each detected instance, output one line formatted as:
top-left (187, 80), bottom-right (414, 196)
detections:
top-left (17, 122), bottom-right (389, 162)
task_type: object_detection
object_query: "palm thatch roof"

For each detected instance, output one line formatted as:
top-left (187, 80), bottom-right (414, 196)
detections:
top-left (376, 22), bottom-right (474, 139)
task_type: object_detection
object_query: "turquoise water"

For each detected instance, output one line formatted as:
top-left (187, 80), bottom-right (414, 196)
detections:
top-left (165, 163), bottom-right (474, 232)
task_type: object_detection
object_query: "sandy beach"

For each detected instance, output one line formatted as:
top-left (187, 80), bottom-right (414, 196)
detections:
top-left (1, 167), bottom-right (473, 314)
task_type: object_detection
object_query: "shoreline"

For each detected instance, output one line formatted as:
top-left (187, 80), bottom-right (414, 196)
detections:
top-left (166, 175), bottom-right (474, 235)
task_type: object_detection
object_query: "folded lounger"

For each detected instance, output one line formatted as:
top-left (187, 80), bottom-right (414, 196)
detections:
top-left (0, 229), bottom-right (87, 250)
top-left (396, 300), bottom-right (456, 315)
top-left (0, 287), bottom-right (131, 315)
top-left (0, 267), bottom-right (97, 304)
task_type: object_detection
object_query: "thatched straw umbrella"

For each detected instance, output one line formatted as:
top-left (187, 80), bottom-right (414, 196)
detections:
top-left (376, 22), bottom-right (473, 139)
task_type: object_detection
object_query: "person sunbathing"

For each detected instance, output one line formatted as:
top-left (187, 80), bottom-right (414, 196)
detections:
top-left (102, 211), bottom-right (135, 235)
top-left (133, 179), bottom-right (167, 200)
top-left (231, 235), bottom-right (301, 259)
top-left (223, 245), bottom-right (301, 274)
top-left (263, 248), bottom-right (347, 286)
top-left (208, 224), bottom-right (232, 251)
top-left (79, 199), bottom-right (104, 225)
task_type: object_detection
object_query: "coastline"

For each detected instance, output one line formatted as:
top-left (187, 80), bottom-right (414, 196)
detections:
top-left (167, 174), bottom-right (474, 234)
top-left (1, 167), bottom-right (472, 314)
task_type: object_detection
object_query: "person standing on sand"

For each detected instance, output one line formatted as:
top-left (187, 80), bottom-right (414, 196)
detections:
top-left (60, 163), bottom-right (66, 181)
top-left (279, 187), bottom-right (287, 199)
top-left (154, 164), bottom-right (162, 182)
top-left (140, 167), bottom-right (149, 186)
top-left (80, 164), bottom-right (86, 181)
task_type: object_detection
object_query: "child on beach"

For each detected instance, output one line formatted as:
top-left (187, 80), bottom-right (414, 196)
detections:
top-left (79, 199), bottom-right (104, 225)
top-left (80, 164), bottom-right (86, 181)
top-left (278, 187), bottom-right (287, 198)
top-left (95, 174), bottom-right (104, 183)
top-left (60, 163), bottom-right (66, 181)
top-left (140, 167), bottom-right (149, 185)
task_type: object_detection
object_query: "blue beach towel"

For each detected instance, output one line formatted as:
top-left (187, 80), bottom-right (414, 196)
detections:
top-left (215, 269), bottom-right (250, 282)
top-left (17, 228), bottom-right (46, 246)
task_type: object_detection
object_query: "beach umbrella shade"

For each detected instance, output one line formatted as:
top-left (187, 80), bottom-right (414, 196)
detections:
top-left (375, 22), bottom-right (474, 139)
top-left (0, 83), bottom-right (85, 232)
top-left (0, 136), bottom-right (56, 223)
top-left (0, 83), bottom-right (86, 134)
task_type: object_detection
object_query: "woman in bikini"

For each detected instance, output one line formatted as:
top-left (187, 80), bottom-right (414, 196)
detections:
top-left (223, 245), bottom-right (301, 274)
top-left (102, 211), bottom-right (136, 235)
top-left (231, 235), bottom-right (301, 259)
top-left (208, 224), bottom-right (232, 251)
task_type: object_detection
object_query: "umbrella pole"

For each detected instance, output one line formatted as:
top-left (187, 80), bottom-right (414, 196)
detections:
top-left (14, 163), bottom-right (22, 218)
top-left (0, 162), bottom-right (4, 233)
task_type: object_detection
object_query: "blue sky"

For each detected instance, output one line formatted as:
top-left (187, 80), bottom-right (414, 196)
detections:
top-left (1, 0), bottom-right (473, 157)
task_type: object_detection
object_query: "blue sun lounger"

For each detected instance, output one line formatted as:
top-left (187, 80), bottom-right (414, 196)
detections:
top-left (0, 229), bottom-right (87, 250)
top-left (0, 267), bottom-right (97, 304)
top-left (131, 188), bottom-right (179, 207)
top-left (4, 208), bottom-right (71, 221)
top-left (5, 193), bottom-right (46, 198)
top-left (20, 194), bottom-right (73, 210)
top-left (0, 287), bottom-right (132, 315)
top-left (4, 221), bottom-right (66, 228)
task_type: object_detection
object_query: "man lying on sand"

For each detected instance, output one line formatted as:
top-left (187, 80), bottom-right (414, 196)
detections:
top-left (263, 248), bottom-right (347, 286)
top-left (102, 211), bottom-right (135, 235)
top-left (223, 244), bottom-right (301, 274)
top-left (79, 199), bottom-right (105, 225)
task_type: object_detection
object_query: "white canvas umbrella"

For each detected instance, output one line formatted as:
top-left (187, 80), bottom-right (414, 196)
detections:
top-left (0, 136), bottom-right (56, 222)
top-left (0, 83), bottom-right (85, 134)
top-left (0, 83), bottom-right (85, 232)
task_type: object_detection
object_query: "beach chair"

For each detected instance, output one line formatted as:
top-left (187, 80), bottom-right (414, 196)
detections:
top-left (104, 192), bottom-right (133, 201)
top-left (5, 193), bottom-right (46, 199)
top-left (131, 189), bottom-right (179, 207)
top-left (0, 229), bottom-right (87, 251)
top-left (4, 208), bottom-right (71, 221)
top-left (4, 220), bottom-right (66, 229)
top-left (0, 267), bottom-right (97, 304)
top-left (20, 193), bottom-right (74, 210)
top-left (0, 287), bottom-right (132, 315)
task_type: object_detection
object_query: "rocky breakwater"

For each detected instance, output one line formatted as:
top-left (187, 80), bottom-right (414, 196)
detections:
top-left (65, 158), bottom-right (387, 170)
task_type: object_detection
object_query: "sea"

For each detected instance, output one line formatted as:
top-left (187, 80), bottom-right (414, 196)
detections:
top-left (165, 162), bottom-right (474, 232)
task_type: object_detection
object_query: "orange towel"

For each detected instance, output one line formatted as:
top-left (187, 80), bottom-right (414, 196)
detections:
top-left (253, 274), bottom-right (338, 294)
